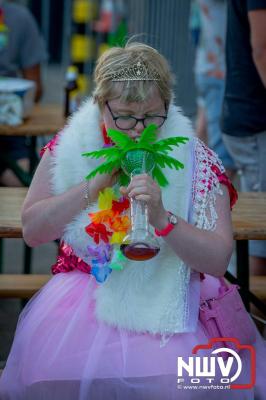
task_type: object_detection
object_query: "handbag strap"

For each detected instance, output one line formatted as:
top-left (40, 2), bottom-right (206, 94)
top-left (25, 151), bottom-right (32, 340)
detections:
top-left (200, 275), bottom-right (228, 303)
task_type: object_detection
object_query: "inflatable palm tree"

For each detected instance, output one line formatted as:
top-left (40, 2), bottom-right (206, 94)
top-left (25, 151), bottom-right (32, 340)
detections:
top-left (82, 124), bottom-right (189, 186)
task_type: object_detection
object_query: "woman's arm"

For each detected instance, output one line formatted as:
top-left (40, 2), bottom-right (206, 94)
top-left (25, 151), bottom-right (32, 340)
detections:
top-left (156, 188), bottom-right (233, 277)
top-left (22, 150), bottom-right (117, 247)
top-left (121, 175), bottom-right (233, 277)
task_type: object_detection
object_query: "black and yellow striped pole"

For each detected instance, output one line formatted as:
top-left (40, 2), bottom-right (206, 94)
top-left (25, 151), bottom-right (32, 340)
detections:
top-left (70, 0), bottom-right (98, 98)
top-left (68, 0), bottom-right (127, 106)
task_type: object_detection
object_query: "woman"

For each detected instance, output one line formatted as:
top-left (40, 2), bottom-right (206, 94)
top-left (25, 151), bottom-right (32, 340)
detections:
top-left (0, 42), bottom-right (265, 399)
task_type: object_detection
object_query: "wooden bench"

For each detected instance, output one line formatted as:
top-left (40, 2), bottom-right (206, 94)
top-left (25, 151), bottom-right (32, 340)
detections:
top-left (0, 274), bottom-right (50, 299)
top-left (0, 273), bottom-right (264, 301)
top-left (231, 192), bottom-right (266, 311)
top-left (250, 276), bottom-right (266, 303)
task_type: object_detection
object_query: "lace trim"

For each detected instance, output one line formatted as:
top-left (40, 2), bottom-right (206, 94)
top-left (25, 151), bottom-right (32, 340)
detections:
top-left (159, 260), bottom-right (191, 347)
top-left (192, 138), bottom-right (224, 231)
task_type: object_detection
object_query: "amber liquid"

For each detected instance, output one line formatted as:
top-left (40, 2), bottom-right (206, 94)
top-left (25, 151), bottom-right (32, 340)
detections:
top-left (120, 243), bottom-right (160, 261)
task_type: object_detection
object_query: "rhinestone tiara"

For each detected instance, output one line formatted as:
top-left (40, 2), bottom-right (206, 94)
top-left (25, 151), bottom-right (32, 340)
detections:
top-left (111, 61), bottom-right (160, 82)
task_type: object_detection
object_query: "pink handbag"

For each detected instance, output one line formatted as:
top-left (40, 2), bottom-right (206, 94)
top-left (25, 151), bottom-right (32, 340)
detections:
top-left (199, 278), bottom-right (256, 351)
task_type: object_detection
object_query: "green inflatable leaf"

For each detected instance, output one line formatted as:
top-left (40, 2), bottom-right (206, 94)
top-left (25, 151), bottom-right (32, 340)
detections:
top-left (154, 153), bottom-right (184, 170)
top-left (106, 129), bottom-right (134, 148)
top-left (82, 147), bottom-right (121, 161)
top-left (138, 124), bottom-right (157, 146)
top-left (85, 159), bottom-right (121, 180)
top-left (153, 136), bottom-right (189, 153)
top-left (152, 165), bottom-right (169, 187)
top-left (82, 124), bottom-right (189, 187)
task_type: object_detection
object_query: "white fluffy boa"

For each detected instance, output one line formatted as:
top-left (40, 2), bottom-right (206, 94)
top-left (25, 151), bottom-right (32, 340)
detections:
top-left (51, 98), bottom-right (206, 336)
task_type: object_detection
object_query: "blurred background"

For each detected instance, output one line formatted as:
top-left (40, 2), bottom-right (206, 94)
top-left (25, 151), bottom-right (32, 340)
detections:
top-left (16, 0), bottom-right (197, 115)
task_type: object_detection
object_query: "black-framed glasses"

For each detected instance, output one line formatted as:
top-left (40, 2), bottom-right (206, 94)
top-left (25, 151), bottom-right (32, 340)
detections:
top-left (106, 101), bottom-right (167, 130)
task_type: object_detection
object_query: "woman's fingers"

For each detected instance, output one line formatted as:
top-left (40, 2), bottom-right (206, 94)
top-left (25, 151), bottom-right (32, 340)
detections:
top-left (134, 194), bottom-right (151, 202)
top-left (128, 186), bottom-right (151, 198)
top-left (126, 174), bottom-right (151, 188)
top-left (119, 174), bottom-right (161, 204)
top-left (119, 186), bottom-right (128, 195)
top-left (119, 175), bottom-right (166, 226)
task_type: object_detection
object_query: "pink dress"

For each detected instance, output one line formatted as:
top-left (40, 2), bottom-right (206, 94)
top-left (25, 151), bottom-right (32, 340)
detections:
top-left (0, 134), bottom-right (265, 400)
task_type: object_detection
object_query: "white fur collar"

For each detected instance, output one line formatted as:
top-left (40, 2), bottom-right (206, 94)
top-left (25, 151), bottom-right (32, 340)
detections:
top-left (51, 98), bottom-right (200, 335)
top-left (51, 98), bottom-right (194, 194)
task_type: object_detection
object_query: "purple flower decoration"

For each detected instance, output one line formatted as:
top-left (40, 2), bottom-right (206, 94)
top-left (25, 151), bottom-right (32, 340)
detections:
top-left (87, 243), bottom-right (112, 264)
top-left (86, 243), bottom-right (113, 283)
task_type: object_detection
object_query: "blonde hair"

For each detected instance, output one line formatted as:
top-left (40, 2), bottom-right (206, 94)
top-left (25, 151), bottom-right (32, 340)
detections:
top-left (93, 42), bottom-right (175, 109)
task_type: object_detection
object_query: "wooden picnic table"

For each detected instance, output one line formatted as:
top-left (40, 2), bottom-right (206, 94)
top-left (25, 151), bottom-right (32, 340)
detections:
top-left (0, 187), bottom-right (27, 274)
top-left (0, 104), bottom-right (65, 183)
top-left (0, 187), bottom-right (27, 238)
top-left (1, 188), bottom-right (265, 241)
top-left (0, 105), bottom-right (64, 273)
top-left (232, 192), bottom-right (266, 241)
top-left (231, 192), bottom-right (266, 311)
top-left (0, 104), bottom-right (64, 137)
top-left (0, 188), bottom-right (265, 309)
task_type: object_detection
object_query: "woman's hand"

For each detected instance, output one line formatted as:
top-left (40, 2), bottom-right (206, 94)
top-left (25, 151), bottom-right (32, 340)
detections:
top-left (89, 169), bottom-right (120, 201)
top-left (120, 173), bottom-right (168, 229)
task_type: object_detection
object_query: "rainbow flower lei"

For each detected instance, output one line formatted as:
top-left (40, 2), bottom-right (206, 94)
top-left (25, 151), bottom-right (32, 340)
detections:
top-left (84, 187), bottom-right (130, 282)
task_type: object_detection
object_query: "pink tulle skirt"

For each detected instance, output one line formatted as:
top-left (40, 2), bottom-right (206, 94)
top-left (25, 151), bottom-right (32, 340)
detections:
top-left (0, 271), bottom-right (265, 399)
